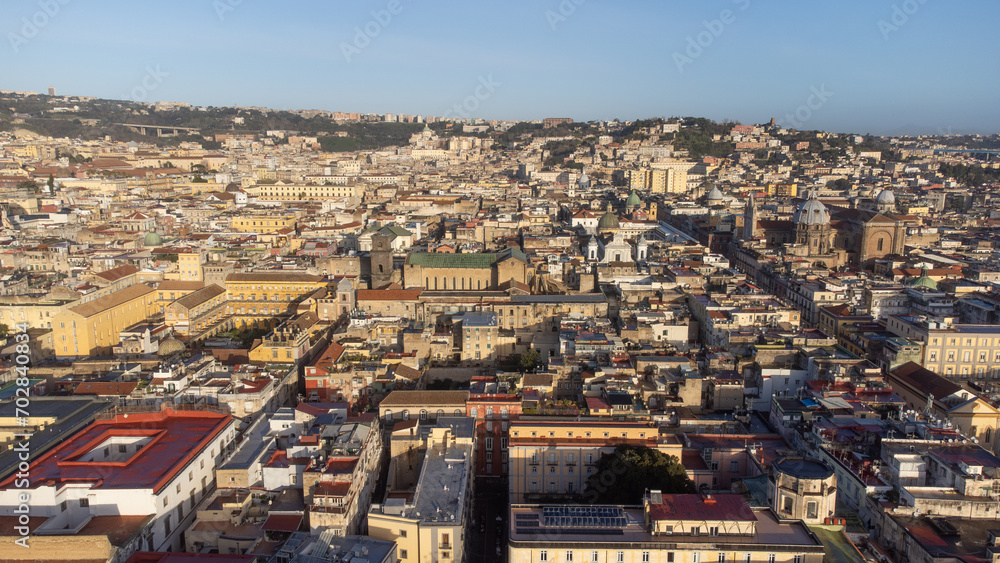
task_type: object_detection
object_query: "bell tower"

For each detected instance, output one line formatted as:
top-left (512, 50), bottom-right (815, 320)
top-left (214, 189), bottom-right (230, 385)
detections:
top-left (369, 232), bottom-right (393, 289)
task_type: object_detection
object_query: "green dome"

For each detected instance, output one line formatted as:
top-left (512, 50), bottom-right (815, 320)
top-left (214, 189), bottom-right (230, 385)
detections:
top-left (909, 269), bottom-right (938, 290)
top-left (598, 210), bottom-right (620, 232)
top-left (625, 190), bottom-right (641, 208)
top-left (143, 232), bottom-right (163, 247)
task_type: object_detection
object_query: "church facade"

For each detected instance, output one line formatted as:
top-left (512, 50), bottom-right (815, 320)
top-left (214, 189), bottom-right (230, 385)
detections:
top-left (742, 189), bottom-right (919, 269)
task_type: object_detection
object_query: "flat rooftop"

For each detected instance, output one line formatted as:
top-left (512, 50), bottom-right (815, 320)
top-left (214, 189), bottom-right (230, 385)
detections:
top-left (508, 505), bottom-right (822, 550)
top-left (0, 409), bottom-right (232, 493)
top-left (411, 431), bottom-right (473, 524)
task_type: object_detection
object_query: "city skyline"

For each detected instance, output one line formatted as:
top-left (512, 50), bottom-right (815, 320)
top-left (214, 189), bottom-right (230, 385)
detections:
top-left (3, 0), bottom-right (999, 135)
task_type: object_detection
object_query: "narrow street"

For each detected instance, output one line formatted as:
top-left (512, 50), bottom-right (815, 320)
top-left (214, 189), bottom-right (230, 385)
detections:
top-left (468, 478), bottom-right (509, 563)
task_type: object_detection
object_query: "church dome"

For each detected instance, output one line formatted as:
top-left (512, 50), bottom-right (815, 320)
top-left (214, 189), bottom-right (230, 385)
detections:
top-left (578, 171), bottom-right (591, 189)
top-left (159, 337), bottom-right (185, 356)
top-left (876, 189), bottom-right (895, 205)
top-left (707, 186), bottom-right (724, 203)
top-left (143, 232), bottom-right (163, 247)
top-left (909, 268), bottom-right (937, 290)
top-left (794, 190), bottom-right (831, 226)
top-left (597, 210), bottom-right (620, 232)
top-left (625, 190), bottom-right (641, 208)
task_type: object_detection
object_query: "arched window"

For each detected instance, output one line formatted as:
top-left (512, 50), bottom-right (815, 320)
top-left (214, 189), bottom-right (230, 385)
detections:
top-left (402, 410), bottom-right (409, 420)
top-left (453, 277), bottom-right (457, 290)
top-left (454, 409), bottom-right (462, 415)
top-left (443, 277), bottom-right (447, 290)
top-left (501, 408), bottom-right (509, 420)
top-left (437, 409), bottom-right (445, 418)
top-left (434, 278), bottom-right (439, 290)
top-left (378, 264), bottom-right (384, 273)
top-left (470, 407), bottom-right (478, 418)
top-left (987, 428), bottom-right (993, 444)
top-left (419, 410), bottom-right (428, 421)
top-left (384, 410), bottom-right (393, 422)
top-left (486, 407), bottom-right (494, 419)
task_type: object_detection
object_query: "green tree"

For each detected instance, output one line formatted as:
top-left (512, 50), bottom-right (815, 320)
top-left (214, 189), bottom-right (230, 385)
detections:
top-left (0, 324), bottom-right (9, 338)
top-left (519, 348), bottom-right (541, 372)
top-left (584, 444), bottom-right (696, 504)
top-left (47, 174), bottom-right (55, 192)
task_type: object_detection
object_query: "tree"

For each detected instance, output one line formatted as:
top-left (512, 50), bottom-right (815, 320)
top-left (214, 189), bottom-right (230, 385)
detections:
top-left (519, 348), bottom-right (541, 372)
top-left (16, 180), bottom-right (39, 193)
top-left (46, 174), bottom-right (54, 192)
top-left (0, 324), bottom-right (8, 338)
top-left (583, 444), bottom-right (696, 504)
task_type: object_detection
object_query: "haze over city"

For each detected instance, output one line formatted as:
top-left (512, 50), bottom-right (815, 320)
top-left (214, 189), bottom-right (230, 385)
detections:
top-left (2, 2), bottom-right (1000, 563)
top-left (3, 0), bottom-right (1000, 134)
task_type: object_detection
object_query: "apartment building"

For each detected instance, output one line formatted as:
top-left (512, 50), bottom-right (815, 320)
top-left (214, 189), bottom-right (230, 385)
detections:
top-left (52, 284), bottom-right (158, 358)
top-left (886, 316), bottom-right (1000, 379)
top-left (508, 420), bottom-right (682, 503)
top-left (368, 419), bottom-right (475, 563)
top-left (0, 409), bottom-right (237, 556)
top-left (508, 493), bottom-right (825, 563)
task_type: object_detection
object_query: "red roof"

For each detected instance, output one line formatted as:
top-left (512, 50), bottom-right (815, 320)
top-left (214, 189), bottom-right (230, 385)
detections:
top-left (646, 494), bottom-right (757, 522)
top-left (0, 409), bottom-right (232, 494)
top-left (357, 289), bottom-right (423, 301)
top-left (261, 513), bottom-right (303, 533)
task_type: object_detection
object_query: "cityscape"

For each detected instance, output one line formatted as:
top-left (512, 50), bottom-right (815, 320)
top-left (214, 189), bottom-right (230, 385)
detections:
top-left (2, 2), bottom-right (1000, 563)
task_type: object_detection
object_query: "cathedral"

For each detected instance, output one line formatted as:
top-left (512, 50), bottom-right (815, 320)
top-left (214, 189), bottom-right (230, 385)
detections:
top-left (582, 192), bottom-right (651, 264)
top-left (742, 189), bottom-right (919, 268)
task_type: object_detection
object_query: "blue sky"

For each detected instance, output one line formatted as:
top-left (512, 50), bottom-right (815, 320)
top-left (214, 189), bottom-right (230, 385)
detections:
top-left (2, 0), bottom-right (998, 135)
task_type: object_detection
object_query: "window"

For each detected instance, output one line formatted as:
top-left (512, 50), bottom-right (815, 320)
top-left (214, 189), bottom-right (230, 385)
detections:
top-left (566, 551), bottom-right (573, 561)
top-left (399, 529), bottom-right (407, 538)
top-left (768, 555), bottom-right (776, 563)
top-left (592, 552), bottom-right (599, 562)
top-left (540, 551), bottom-right (548, 562)
top-left (744, 555), bottom-right (751, 563)
top-left (794, 557), bottom-right (802, 563)
top-left (806, 501), bottom-right (818, 520)
top-left (730, 460), bottom-right (739, 472)
top-left (709, 526), bottom-right (719, 536)
top-left (400, 550), bottom-right (407, 559)
top-left (119, 445), bottom-right (128, 453)
top-left (616, 552), bottom-right (624, 563)
top-left (59, 500), bottom-right (68, 512)
top-left (693, 554), bottom-right (700, 563)
top-left (642, 552), bottom-right (650, 562)
top-left (79, 498), bottom-right (89, 508)
top-left (719, 554), bottom-right (726, 563)
top-left (667, 554), bottom-right (675, 563)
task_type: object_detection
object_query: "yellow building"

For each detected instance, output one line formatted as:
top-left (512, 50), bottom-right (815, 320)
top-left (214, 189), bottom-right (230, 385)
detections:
top-left (508, 420), bottom-right (682, 503)
top-left (53, 285), bottom-right (158, 358)
top-left (177, 252), bottom-right (205, 282)
top-left (368, 423), bottom-right (473, 563)
top-left (0, 294), bottom-right (77, 330)
top-left (224, 272), bottom-right (326, 329)
top-left (231, 214), bottom-right (297, 233)
top-left (508, 494), bottom-right (826, 563)
top-left (245, 183), bottom-right (359, 201)
top-left (768, 183), bottom-right (799, 198)
top-left (164, 284), bottom-right (228, 337)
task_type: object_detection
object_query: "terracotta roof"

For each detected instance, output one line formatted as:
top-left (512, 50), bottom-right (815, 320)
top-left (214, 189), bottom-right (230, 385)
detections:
top-left (73, 381), bottom-right (139, 396)
top-left (226, 272), bottom-right (322, 283)
top-left (95, 264), bottom-right (139, 282)
top-left (646, 494), bottom-right (757, 522)
top-left (357, 289), bottom-right (423, 301)
top-left (261, 513), bottom-right (303, 533)
top-left (70, 285), bottom-right (156, 318)
top-left (379, 390), bottom-right (469, 407)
